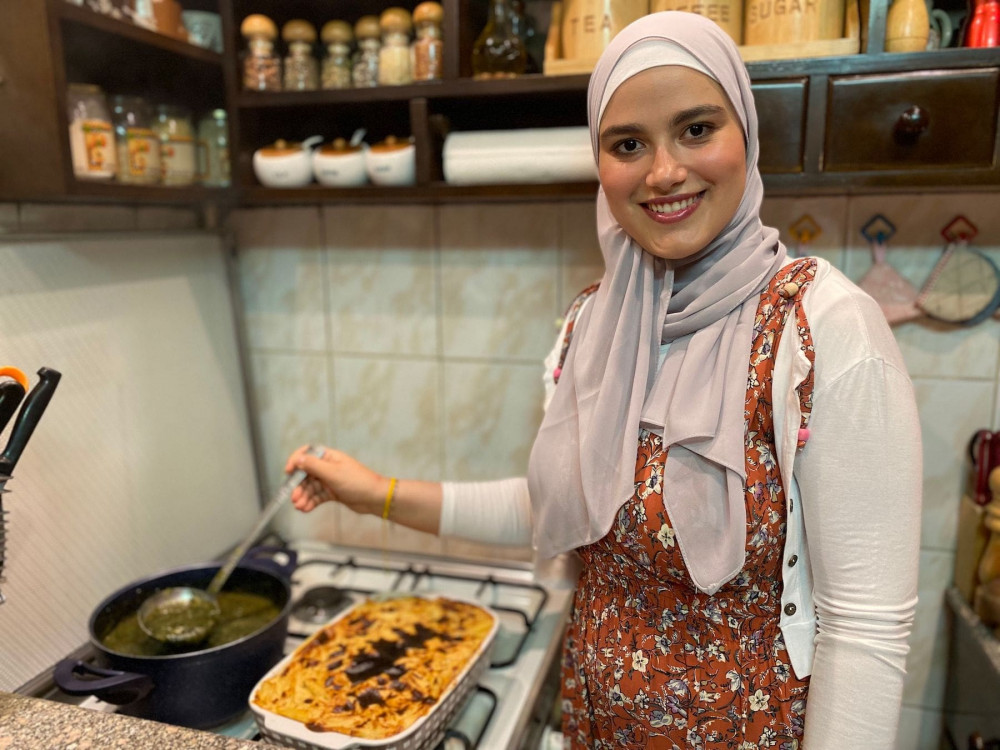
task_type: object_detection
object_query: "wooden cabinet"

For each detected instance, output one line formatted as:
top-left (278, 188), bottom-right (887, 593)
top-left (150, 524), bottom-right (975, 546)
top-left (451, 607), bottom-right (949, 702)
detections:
top-left (2, 0), bottom-right (999, 206)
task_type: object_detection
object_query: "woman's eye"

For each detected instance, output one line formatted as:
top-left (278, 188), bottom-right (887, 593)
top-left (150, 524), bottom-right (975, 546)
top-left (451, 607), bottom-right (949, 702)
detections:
top-left (616, 138), bottom-right (642, 154)
top-left (686, 123), bottom-right (713, 138)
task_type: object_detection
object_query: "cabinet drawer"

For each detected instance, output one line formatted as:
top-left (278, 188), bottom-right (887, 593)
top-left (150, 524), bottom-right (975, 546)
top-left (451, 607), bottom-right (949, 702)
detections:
top-left (824, 68), bottom-right (999, 172)
top-left (753, 78), bottom-right (807, 174)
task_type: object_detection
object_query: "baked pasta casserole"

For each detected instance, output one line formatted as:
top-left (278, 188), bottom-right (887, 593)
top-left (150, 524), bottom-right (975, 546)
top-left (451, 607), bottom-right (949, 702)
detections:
top-left (252, 595), bottom-right (495, 740)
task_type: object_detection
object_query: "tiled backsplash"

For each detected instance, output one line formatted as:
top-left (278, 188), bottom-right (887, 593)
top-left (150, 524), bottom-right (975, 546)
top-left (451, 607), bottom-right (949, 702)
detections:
top-left (232, 192), bottom-right (1000, 750)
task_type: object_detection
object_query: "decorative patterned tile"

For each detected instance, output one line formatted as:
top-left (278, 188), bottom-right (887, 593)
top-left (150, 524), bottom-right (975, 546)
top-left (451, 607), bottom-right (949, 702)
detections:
top-left (912, 378), bottom-right (994, 551)
top-left (442, 360), bottom-right (545, 481)
top-left (439, 203), bottom-right (560, 361)
top-left (232, 208), bottom-right (327, 352)
top-left (903, 549), bottom-right (954, 709)
top-left (19, 203), bottom-right (136, 233)
top-left (323, 205), bottom-right (438, 357)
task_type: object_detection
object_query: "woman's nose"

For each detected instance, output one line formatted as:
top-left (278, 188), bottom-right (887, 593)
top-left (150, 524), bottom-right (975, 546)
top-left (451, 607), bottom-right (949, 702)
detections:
top-left (646, 146), bottom-right (686, 188)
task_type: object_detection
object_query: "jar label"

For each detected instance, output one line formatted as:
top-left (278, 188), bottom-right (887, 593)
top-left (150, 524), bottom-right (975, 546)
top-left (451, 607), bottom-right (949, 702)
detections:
top-left (125, 128), bottom-right (161, 179)
top-left (71, 119), bottom-right (116, 177)
top-left (160, 137), bottom-right (197, 184)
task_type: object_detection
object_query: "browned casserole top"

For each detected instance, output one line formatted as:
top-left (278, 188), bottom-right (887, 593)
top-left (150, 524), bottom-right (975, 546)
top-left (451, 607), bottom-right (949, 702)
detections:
top-left (252, 596), bottom-right (494, 740)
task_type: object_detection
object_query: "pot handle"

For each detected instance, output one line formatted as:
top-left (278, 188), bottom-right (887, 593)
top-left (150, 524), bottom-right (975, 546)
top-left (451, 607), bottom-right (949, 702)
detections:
top-left (243, 545), bottom-right (298, 580)
top-left (53, 660), bottom-right (154, 705)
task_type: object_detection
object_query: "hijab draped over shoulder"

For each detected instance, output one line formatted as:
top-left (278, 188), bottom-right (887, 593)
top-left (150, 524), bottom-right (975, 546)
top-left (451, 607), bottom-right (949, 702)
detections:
top-left (526, 11), bottom-right (789, 595)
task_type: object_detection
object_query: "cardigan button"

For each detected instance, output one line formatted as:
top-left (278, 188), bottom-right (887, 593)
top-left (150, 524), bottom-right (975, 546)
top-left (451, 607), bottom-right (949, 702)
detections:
top-left (788, 555), bottom-right (798, 567)
top-left (779, 282), bottom-right (800, 298)
top-left (784, 603), bottom-right (797, 616)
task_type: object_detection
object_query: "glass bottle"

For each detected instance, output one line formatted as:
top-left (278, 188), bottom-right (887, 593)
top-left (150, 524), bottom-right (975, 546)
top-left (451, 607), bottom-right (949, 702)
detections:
top-left (411, 2), bottom-right (444, 81)
top-left (282, 19), bottom-right (319, 91)
top-left (471, 0), bottom-right (526, 79)
top-left (67, 83), bottom-right (117, 181)
top-left (240, 14), bottom-right (281, 91)
top-left (153, 104), bottom-right (197, 186)
top-left (352, 15), bottom-right (381, 88)
top-left (378, 7), bottom-right (413, 85)
top-left (110, 95), bottom-right (161, 185)
top-left (197, 109), bottom-right (230, 187)
top-left (320, 20), bottom-right (354, 89)
top-left (510, 0), bottom-right (541, 74)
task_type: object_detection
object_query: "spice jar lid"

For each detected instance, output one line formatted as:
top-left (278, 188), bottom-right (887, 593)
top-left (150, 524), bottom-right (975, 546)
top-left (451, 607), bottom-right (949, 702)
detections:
top-left (319, 137), bottom-right (362, 154)
top-left (241, 14), bottom-right (278, 40)
top-left (370, 135), bottom-right (413, 153)
top-left (413, 2), bottom-right (444, 25)
top-left (282, 19), bottom-right (317, 43)
top-left (354, 15), bottom-right (381, 40)
top-left (258, 139), bottom-right (303, 156)
top-left (379, 7), bottom-right (413, 34)
top-left (321, 19), bottom-right (353, 45)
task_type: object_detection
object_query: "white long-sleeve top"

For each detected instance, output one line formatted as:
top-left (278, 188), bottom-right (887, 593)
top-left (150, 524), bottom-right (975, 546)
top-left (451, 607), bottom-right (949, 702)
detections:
top-left (440, 257), bottom-right (922, 749)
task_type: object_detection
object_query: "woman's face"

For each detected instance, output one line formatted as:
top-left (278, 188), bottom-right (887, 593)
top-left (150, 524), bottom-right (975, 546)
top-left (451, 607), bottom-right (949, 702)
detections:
top-left (598, 65), bottom-right (747, 262)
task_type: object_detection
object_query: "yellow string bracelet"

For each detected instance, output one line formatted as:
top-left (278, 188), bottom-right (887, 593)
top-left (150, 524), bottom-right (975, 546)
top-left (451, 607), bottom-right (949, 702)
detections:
top-left (382, 477), bottom-right (398, 520)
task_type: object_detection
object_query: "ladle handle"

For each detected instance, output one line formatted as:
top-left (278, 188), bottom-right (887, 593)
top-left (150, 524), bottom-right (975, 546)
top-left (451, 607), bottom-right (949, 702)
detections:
top-left (206, 445), bottom-right (324, 596)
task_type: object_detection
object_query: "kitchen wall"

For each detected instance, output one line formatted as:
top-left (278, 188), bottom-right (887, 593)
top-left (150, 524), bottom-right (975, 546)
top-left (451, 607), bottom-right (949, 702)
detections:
top-left (232, 190), bottom-right (1000, 750)
top-left (0, 203), bottom-right (259, 692)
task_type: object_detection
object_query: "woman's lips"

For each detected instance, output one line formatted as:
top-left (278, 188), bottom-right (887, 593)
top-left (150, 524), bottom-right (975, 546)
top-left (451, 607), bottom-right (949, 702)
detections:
top-left (642, 191), bottom-right (704, 223)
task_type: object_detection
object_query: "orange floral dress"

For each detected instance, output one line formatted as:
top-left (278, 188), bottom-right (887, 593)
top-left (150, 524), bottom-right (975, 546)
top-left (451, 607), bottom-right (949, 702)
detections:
top-left (559, 259), bottom-right (818, 750)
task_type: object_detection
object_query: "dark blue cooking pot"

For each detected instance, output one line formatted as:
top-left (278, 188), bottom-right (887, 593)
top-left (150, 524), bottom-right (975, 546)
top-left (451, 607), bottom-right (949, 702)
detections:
top-left (53, 546), bottom-right (295, 729)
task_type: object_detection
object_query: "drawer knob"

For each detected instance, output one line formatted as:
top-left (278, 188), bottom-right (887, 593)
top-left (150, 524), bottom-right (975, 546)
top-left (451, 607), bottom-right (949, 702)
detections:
top-left (894, 105), bottom-right (930, 140)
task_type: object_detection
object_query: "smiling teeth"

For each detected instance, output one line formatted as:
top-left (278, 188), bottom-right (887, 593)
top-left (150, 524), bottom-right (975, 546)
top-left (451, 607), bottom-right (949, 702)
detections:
top-left (648, 196), bottom-right (698, 213)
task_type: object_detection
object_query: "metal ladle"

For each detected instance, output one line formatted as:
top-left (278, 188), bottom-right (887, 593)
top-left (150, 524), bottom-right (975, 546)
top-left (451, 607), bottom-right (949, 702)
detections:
top-left (137, 445), bottom-right (325, 644)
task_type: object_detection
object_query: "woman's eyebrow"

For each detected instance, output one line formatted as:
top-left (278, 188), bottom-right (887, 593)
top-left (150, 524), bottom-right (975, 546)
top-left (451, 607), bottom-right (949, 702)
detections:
top-left (599, 123), bottom-right (642, 141)
top-left (672, 104), bottom-right (726, 127)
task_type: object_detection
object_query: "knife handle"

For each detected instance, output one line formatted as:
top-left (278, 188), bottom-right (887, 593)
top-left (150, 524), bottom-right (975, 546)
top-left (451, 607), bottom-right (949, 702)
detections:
top-left (0, 367), bottom-right (62, 476)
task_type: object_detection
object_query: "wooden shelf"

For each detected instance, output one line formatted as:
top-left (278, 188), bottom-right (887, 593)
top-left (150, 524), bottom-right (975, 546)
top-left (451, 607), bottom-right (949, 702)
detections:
top-left (67, 179), bottom-right (231, 205)
top-left (238, 180), bottom-right (600, 205)
top-left (50, 0), bottom-right (223, 66)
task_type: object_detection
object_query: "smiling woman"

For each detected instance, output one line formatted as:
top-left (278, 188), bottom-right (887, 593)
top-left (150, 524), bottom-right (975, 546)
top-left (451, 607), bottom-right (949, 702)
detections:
top-left (597, 65), bottom-right (746, 262)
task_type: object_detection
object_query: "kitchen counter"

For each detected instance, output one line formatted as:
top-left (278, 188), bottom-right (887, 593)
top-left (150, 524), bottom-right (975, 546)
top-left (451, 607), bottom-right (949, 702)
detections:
top-left (0, 691), bottom-right (262, 749)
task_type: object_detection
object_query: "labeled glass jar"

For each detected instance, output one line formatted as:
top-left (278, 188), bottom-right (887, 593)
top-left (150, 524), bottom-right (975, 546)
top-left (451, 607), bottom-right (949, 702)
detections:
top-left (411, 2), bottom-right (444, 81)
top-left (153, 104), bottom-right (198, 186)
top-left (197, 109), bottom-right (230, 187)
top-left (378, 7), bottom-right (413, 85)
top-left (241, 14), bottom-right (281, 91)
top-left (471, 0), bottom-right (526, 79)
top-left (67, 83), bottom-right (117, 181)
top-left (110, 95), bottom-right (161, 185)
top-left (352, 15), bottom-right (381, 87)
top-left (320, 20), bottom-right (354, 89)
top-left (282, 19), bottom-right (319, 91)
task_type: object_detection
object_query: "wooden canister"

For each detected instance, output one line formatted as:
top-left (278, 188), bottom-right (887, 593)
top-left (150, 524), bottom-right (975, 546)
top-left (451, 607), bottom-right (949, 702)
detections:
top-left (744, 0), bottom-right (845, 45)
top-left (651, 0), bottom-right (743, 44)
top-left (561, 0), bottom-right (650, 62)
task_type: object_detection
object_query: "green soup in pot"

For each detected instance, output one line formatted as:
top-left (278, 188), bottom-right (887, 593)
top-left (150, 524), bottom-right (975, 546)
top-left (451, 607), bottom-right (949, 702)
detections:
top-left (101, 591), bottom-right (281, 657)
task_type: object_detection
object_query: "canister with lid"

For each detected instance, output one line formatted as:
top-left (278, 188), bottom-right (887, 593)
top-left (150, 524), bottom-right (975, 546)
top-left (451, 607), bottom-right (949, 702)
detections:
top-left (111, 95), bottom-right (161, 185)
top-left (321, 20), bottom-right (354, 89)
top-left (241, 14), bottom-right (282, 91)
top-left (283, 19), bottom-right (319, 91)
top-left (154, 104), bottom-right (198, 186)
top-left (352, 15), bottom-right (381, 87)
top-left (197, 109), bottom-right (230, 188)
top-left (412, 2), bottom-right (444, 81)
top-left (67, 83), bottom-right (117, 181)
top-left (378, 7), bottom-right (413, 85)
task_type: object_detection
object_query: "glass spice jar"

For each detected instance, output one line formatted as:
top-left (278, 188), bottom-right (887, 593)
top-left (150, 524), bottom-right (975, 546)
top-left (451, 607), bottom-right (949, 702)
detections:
top-left (411, 2), bottom-right (444, 81)
top-left (197, 109), bottom-right (230, 187)
top-left (67, 83), bottom-right (117, 181)
top-left (352, 15), bottom-right (381, 88)
top-left (110, 95), bottom-right (161, 185)
top-left (282, 19), bottom-right (319, 91)
top-left (153, 104), bottom-right (198, 186)
top-left (240, 14), bottom-right (281, 91)
top-left (471, 0), bottom-right (526, 79)
top-left (378, 7), bottom-right (413, 85)
top-left (320, 20), bottom-right (354, 89)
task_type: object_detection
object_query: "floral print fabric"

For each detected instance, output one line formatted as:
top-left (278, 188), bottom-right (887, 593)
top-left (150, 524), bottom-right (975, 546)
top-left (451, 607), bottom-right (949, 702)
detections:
top-left (559, 259), bottom-right (818, 749)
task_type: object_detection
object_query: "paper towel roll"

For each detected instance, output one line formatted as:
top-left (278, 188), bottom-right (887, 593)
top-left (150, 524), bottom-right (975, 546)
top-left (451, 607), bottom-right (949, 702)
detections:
top-left (443, 127), bottom-right (598, 186)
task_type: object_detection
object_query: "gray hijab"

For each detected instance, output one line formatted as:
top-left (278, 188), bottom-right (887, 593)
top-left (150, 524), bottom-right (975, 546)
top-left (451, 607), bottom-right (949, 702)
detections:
top-left (527, 11), bottom-right (788, 595)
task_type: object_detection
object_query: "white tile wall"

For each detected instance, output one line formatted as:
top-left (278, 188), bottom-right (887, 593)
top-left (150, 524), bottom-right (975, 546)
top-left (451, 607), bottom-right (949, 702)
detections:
top-left (232, 191), bottom-right (1000, 750)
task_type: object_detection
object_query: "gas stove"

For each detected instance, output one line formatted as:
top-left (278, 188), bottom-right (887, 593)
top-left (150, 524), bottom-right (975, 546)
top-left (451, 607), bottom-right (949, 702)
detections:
top-left (27, 539), bottom-right (579, 749)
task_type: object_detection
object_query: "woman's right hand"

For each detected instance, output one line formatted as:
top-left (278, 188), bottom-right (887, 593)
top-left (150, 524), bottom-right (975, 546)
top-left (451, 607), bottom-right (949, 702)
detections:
top-left (285, 445), bottom-right (387, 516)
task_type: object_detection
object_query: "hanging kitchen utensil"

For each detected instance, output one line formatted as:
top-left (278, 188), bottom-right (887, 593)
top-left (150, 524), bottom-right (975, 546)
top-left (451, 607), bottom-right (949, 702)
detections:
top-left (0, 378), bottom-right (27, 436)
top-left (137, 444), bottom-right (325, 643)
top-left (789, 214), bottom-right (822, 258)
top-left (0, 367), bottom-right (62, 604)
top-left (917, 216), bottom-right (1000, 325)
top-left (857, 214), bottom-right (923, 326)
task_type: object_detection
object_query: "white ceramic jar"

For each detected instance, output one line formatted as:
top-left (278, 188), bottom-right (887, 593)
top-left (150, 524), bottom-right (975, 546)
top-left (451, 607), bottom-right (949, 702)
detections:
top-left (365, 136), bottom-right (416, 186)
top-left (312, 139), bottom-right (368, 186)
top-left (252, 136), bottom-right (322, 187)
